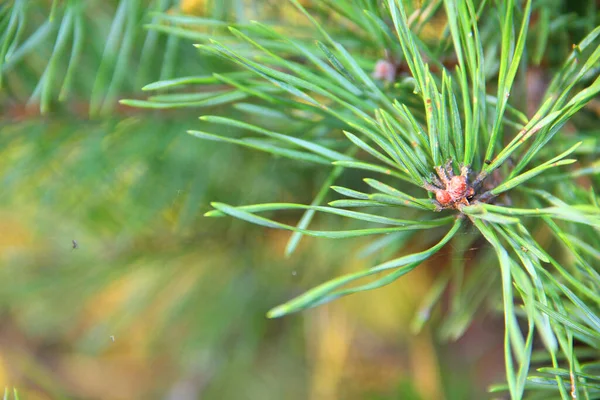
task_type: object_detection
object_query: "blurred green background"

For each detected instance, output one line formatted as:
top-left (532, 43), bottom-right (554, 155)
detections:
top-left (0, 0), bottom-right (515, 398)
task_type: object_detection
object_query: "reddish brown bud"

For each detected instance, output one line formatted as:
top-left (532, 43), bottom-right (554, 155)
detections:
top-left (436, 190), bottom-right (452, 205)
top-left (373, 60), bottom-right (396, 83)
top-left (448, 175), bottom-right (468, 199)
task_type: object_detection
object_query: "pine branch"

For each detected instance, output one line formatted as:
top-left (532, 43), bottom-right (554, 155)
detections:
top-left (4, 0), bottom-right (599, 398)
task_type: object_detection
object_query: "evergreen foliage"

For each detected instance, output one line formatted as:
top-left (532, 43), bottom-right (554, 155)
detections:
top-left (2, 0), bottom-right (600, 398)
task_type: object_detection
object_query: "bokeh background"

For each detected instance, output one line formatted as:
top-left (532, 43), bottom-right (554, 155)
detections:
top-left (0, 120), bottom-right (506, 399)
top-left (6, 0), bottom-right (585, 398)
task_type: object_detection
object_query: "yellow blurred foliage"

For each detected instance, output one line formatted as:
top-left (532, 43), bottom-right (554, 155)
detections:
top-left (0, 356), bottom-right (7, 390)
top-left (0, 213), bottom-right (33, 261)
top-left (180, 0), bottom-right (205, 15)
top-left (307, 306), bottom-right (354, 400)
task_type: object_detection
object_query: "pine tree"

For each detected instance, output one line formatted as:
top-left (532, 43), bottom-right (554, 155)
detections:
top-left (2, 0), bottom-right (600, 398)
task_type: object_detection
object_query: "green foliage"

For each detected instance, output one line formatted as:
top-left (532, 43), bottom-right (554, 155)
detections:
top-left (2, 388), bottom-right (19, 400)
top-left (2, 0), bottom-right (600, 398)
top-left (119, 0), bottom-right (600, 398)
top-left (0, 0), bottom-right (204, 115)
